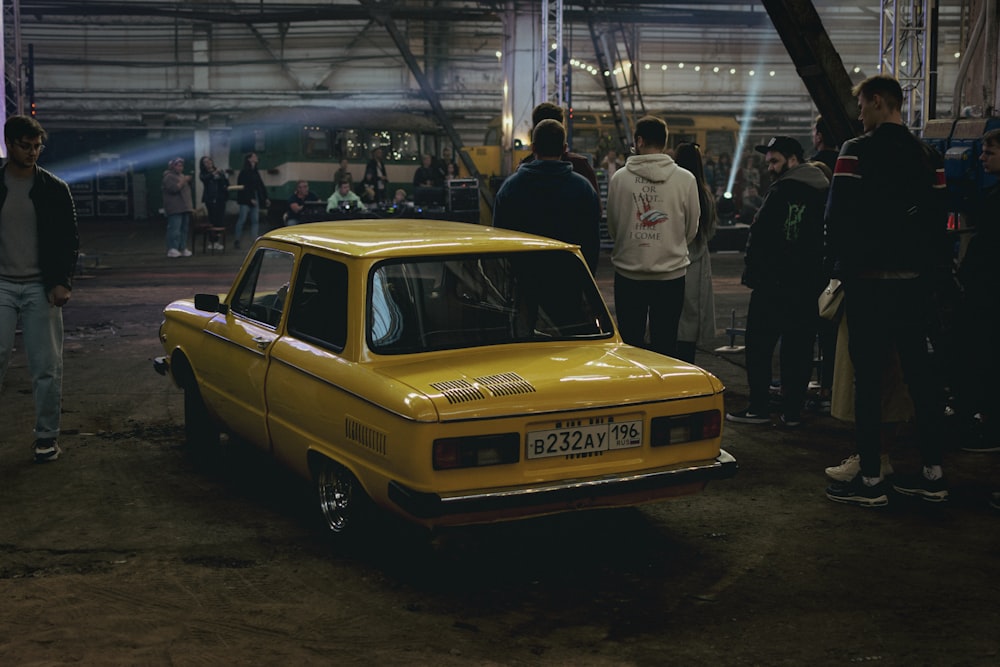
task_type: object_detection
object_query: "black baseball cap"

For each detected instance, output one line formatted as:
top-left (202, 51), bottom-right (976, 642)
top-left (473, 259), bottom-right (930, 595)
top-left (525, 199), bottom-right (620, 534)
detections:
top-left (754, 136), bottom-right (804, 158)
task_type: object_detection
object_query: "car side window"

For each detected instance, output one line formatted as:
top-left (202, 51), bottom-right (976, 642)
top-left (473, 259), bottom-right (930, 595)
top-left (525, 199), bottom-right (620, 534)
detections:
top-left (287, 255), bottom-right (349, 351)
top-left (230, 248), bottom-right (296, 328)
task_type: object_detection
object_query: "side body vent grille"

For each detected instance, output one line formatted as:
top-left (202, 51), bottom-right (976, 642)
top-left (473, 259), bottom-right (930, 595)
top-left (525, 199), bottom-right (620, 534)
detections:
top-left (345, 416), bottom-right (387, 456)
top-left (431, 373), bottom-right (536, 404)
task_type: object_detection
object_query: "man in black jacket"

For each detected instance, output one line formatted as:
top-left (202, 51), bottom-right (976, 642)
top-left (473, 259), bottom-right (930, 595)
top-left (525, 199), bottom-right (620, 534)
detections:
top-left (0, 115), bottom-right (80, 462)
top-left (825, 74), bottom-right (950, 507)
top-left (726, 136), bottom-right (828, 428)
top-left (493, 119), bottom-right (601, 274)
top-left (954, 130), bottom-right (1000, 459)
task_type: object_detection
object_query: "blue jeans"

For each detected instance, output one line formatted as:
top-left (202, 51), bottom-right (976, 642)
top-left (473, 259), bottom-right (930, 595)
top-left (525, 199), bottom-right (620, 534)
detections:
top-left (166, 212), bottom-right (190, 251)
top-left (235, 204), bottom-right (259, 243)
top-left (0, 279), bottom-right (64, 439)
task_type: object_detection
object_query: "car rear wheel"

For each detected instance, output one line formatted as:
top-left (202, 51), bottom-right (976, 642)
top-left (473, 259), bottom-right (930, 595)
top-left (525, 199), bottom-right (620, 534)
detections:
top-left (184, 381), bottom-right (219, 448)
top-left (315, 459), bottom-right (371, 535)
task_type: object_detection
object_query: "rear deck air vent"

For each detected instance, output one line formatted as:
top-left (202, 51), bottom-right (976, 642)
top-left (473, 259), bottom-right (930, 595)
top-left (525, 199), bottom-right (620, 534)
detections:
top-left (431, 373), bottom-right (536, 404)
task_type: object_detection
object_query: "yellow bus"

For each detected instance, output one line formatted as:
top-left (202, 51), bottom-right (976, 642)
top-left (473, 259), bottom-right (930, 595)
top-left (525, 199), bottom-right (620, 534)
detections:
top-left (476, 111), bottom-right (739, 169)
top-left (463, 111), bottom-right (739, 224)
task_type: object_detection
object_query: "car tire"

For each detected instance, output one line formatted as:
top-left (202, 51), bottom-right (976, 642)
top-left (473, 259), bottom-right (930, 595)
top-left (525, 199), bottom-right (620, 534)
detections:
top-left (315, 459), bottom-right (372, 536)
top-left (184, 381), bottom-right (219, 448)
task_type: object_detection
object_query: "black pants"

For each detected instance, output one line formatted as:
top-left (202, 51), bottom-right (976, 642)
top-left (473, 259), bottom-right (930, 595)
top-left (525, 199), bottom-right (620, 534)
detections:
top-left (744, 286), bottom-right (818, 418)
top-left (613, 273), bottom-right (685, 358)
top-left (846, 276), bottom-right (943, 477)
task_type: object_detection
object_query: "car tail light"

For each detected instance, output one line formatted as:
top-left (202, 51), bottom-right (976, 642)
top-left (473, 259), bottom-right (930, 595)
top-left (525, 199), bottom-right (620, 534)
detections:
top-left (433, 433), bottom-right (520, 470)
top-left (649, 410), bottom-right (721, 447)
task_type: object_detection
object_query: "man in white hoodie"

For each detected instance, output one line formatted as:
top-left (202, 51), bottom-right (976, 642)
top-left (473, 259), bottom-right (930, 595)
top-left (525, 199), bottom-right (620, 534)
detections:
top-left (605, 115), bottom-right (700, 358)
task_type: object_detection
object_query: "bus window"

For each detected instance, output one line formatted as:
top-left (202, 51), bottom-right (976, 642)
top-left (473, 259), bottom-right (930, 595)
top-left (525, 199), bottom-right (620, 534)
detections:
top-left (367, 131), bottom-right (392, 158)
top-left (302, 127), bottom-right (333, 159)
top-left (670, 132), bottom-right (697, 150)
top-left (342, 129), bottom-right (365, 160)
top-left (705, 130), bottom-right (736, 160)
top-left (392, 131), bottom-right (420, 162)
top-left (570, 128), bottom-right (601, 156)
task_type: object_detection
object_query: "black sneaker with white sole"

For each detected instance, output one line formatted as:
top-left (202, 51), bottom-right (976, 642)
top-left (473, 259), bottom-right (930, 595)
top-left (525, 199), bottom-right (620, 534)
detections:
top-left (892, 474), bottom-right (949, 503)
top-left (826, 474), bottom-right (889, 507)
top-left (33, 438), bottom-right (61, 463)
top-left (725, 408), bottom-right (770, 425)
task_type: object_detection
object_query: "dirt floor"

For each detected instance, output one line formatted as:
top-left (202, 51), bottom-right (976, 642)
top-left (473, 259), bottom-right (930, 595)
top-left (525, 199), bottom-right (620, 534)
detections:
top-left (1, 220), bottom-right (998, 666)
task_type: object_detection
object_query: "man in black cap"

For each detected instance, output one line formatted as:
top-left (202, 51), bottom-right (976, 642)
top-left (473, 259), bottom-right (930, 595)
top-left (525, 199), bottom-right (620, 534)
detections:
top-left (726, 135), bottom-right (829, 427)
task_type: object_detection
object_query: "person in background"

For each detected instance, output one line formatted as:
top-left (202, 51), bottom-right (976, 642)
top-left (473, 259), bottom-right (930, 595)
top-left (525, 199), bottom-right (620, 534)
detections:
top-left (520, 102), bottom-right (600, 196)
top-left (739, 184), bottom-right (763, 222)
top-left (809, 157), bottom-right (837, 413)
top-left (284, 180), bottom-right (319, 226)
top-left (824, 74), bottom-right (950, 507)
top-left (0, 115), bottom-right (80, 463)
top-left (162, 157), bottom-right (194, 258)
top-left (326, 179), bottom-right (363, 211)
top-left (493, 119), bottom-right (601, 274)
top-left (704, 153), bottom-right (718, 195)
top-left (954, 129), bottom-right (1000, 485)
top-left (234, 152), bottom-right (269, 249)
top-left (605, 115), bottom-right (700, 358)
top-left (715, 152), bottom-right (733, 196)
top-left (198, 155), bottom-right (228, 251)
top-left (436, 147), bottom-right (458, 183)
top-left (725, 136), bottom-right (828, 428)
top-left (602, 148), bottom-right (624, 179)
top-left (673, 142), bottom-right (718, 364)
top-left (332, 159), bottom-right (353, 191)
top-left (413, 154), bottom-right (442, 188)
top-left (810, 114), bottom-right (841, 174)
top-left (363, 147), bottom-right (389, 203)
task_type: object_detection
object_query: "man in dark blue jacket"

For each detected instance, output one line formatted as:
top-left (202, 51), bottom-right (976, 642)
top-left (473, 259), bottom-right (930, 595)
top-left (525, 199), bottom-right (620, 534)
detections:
top-left (825, 74), bottom-right (950, 507)
top-left (493, 119), bottom-right (601, 274)
top-left (0, 115), bottom-right (79, 463)
top-left (726, 135), bottom-right (828, 428)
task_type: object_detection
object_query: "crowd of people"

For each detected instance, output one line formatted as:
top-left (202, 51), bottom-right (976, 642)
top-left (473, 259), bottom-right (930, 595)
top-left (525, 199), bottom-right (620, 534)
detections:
top-left (494, 78), bottom-right (998, 511)
top-left (7, 77), bottom-right (998, 510)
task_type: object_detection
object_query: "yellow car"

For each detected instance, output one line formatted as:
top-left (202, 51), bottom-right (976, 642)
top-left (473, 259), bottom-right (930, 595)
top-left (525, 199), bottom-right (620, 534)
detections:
top-left (154, 220), bottom-right (735, 537)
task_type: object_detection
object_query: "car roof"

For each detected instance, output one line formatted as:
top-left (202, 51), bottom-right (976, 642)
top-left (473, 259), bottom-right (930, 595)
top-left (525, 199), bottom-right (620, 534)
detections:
top-left (260, 219), bottom-right (578, 258)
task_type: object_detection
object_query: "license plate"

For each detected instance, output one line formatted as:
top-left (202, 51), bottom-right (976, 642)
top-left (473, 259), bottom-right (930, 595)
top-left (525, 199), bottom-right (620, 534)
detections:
top-left (526, 418), bottom-right (643, 460)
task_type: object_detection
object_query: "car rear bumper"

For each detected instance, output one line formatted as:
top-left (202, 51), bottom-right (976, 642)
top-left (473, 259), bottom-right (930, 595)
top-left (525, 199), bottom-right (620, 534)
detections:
top-left (388, 449), bottom-right (737, 522)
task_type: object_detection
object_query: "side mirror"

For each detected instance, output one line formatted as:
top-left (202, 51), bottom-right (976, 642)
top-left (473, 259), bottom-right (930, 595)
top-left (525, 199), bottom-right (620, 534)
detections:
top-left (194, 293), bottom-right (229, 314)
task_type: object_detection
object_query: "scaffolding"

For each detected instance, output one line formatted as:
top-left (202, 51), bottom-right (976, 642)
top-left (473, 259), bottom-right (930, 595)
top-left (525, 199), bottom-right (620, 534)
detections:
top-left (3, 0), bottom-right (25, 124)
top-left (880, 0), bottom-right (936, 132)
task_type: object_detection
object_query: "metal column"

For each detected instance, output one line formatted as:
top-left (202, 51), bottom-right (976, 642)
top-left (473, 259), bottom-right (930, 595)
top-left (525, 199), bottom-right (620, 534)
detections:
top-left (541, 0), bottom-right (565, 108)
top-left (880, 0), bottom-right (933, 132)
top-left (2, 0), bottom-right (24, 131)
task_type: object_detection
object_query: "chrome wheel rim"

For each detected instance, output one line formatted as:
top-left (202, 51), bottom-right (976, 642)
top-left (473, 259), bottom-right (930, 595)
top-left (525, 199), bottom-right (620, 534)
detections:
top-left (317, 463), bottom-right (352, 533)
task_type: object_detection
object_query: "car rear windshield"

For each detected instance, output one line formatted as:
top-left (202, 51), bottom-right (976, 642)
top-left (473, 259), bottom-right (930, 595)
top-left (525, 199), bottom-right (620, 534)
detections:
top-left (368, 250), bottom-right (614, 354)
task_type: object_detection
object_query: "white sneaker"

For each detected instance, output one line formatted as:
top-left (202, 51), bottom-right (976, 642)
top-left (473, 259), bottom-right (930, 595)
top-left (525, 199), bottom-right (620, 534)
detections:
top-left (211, 242), bottom-right (225, 251)
top-left (181, 249), bottom-right (193, 257)
top-left (825, 453), bottom-right (894, 482)
top-left (167, 248), bottom-right (182, 258)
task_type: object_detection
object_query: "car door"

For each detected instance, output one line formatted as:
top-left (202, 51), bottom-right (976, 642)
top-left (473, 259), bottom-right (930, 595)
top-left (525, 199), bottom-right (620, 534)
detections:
top-left (265, 253), bottom-right (354, 476)
top-left (198, 245), bottom-right (298, 447)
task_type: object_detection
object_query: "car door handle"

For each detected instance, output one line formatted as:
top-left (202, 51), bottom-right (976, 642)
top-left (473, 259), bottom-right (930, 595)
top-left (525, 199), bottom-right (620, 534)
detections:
top-left (252, 335), bottom-right (274, 350)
